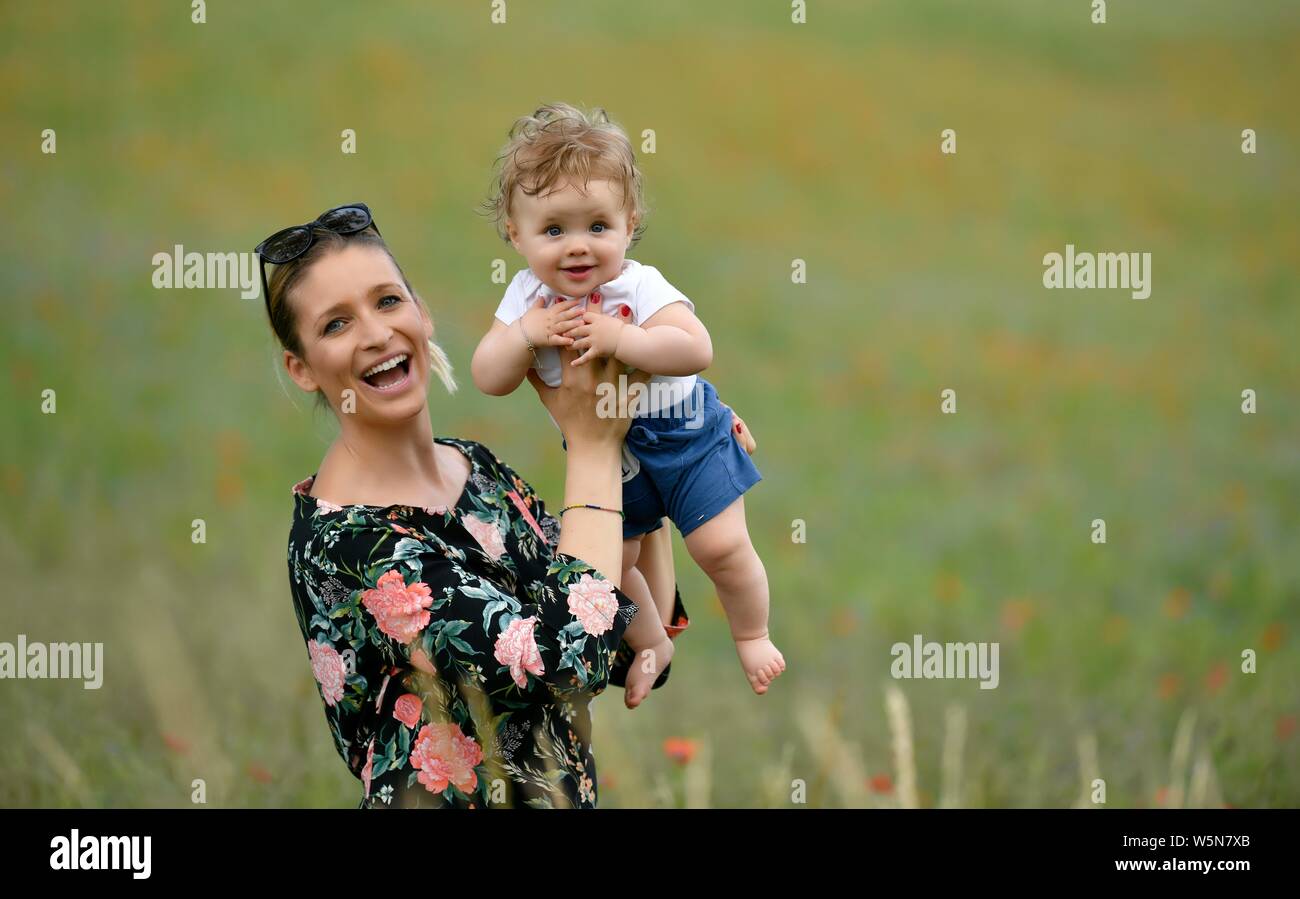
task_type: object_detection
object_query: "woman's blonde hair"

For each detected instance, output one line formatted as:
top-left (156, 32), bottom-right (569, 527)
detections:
top-left (264, 225), bottom-right (457, 409)
top-left (480, 102), bottom-right (647, 246)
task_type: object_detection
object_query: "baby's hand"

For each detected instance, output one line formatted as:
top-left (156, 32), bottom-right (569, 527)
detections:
top-left (520, 296), bottom-right (584, 349)
top-left (569, 306), bottom-right (632, 366)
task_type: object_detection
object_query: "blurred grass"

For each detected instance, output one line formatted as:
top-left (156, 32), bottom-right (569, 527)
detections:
top-left (1, 0), bottom-right (1297, 807)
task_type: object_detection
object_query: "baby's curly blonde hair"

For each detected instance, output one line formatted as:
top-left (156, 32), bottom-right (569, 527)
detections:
top-left (480, 102), bottom-right (647, 247)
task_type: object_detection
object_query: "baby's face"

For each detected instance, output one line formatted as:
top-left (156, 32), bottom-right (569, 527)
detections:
top-left (506, 177), bottom-right (636, 298)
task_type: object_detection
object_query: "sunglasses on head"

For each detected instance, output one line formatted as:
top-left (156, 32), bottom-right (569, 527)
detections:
top-left (253, 203), bottom-right (380, 316)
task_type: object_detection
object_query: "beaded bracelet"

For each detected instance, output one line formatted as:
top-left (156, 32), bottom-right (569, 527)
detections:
top-left (560, 503), bottom-right (626, 520)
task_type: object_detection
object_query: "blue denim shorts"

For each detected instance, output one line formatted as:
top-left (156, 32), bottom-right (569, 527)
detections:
top-left (619, 377), bottom-right (764, 540)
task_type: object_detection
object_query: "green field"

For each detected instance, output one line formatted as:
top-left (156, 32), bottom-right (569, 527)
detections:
top-left (1, 0), bottom-right (1297, 808)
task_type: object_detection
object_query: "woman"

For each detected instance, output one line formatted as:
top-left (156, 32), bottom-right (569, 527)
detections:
top-left (259, 204), bottom-right (754, 808)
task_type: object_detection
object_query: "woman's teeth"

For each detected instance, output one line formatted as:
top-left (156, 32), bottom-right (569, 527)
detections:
top-left (361, 354), bottom-right (408, 378)
top-left (361, 354), bottom-right (412, 390)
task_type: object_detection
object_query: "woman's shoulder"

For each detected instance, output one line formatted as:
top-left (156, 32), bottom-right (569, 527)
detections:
top-left (439, 436), bottom-right (515, 484)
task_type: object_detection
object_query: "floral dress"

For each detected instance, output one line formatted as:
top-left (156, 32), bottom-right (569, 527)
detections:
top-left (286, 437), bottom-right (689, 808)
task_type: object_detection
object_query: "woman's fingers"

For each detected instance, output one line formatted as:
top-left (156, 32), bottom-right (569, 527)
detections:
top-left (731, 410), bottom-right (757, 454)
top-left (555, 343), bottom-right (581, 380)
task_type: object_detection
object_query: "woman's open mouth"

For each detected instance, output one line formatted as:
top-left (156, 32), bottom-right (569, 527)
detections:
top-left (360, 353), bottom-right (412, 392)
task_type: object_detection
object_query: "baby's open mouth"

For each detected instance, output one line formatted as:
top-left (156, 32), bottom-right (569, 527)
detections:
top-left (361, 354), bottom-right (411, 389)
top-left (564, 266), bottom-right (592, 276)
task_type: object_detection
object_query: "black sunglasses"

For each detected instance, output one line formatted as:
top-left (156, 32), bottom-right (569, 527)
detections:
top-left (253, 203), bottom-right (380, 315)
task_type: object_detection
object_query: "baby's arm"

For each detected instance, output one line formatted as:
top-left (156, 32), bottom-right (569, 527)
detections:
top-left (570, 301), bottom-right (713, 376)
top-left (471, 298), bottom-right (584, 396)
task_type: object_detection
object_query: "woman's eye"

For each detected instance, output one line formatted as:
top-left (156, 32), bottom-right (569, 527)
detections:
top-left (546, 225), bottom-right (562, 237)
top-left (324, 319), bottom-right (344, 335)
top-left (379, 294), bottom-right (401, 308)
top-left (591, 222), bottom-right (606, 233)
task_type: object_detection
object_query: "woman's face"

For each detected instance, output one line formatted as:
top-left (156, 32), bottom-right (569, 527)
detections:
top-left (506, 177), bottom-right (636, 297)
top-left (283, 244), bottom-right (435, 425)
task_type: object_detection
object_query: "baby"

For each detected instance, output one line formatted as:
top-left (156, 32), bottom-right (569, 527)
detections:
top-left (471, 102), bottom-right (784, 707)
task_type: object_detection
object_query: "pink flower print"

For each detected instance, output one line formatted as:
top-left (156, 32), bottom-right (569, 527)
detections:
top-left (316, 496), bottom-right (344, 514)
top-left (409, 723), bottom-right (484, 795)
top-left (393, 693), bottom-right (423, 729)
top-left (307, 640), bottom-right (346, 707)
top-left (361, 570), bottom-right (433, 644)
top-left (462, 514), bottom-right (506, 561)
top-left (566, 573), bottom-right (619, 636)
top-left (506, 489), bottom-right (547, 542)
top-left (361, 738), bottom-right (376, 799)
top-left (494, 616), bottom-right (545, 688)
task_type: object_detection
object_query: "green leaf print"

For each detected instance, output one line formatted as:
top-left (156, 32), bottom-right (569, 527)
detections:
top-left (390, 537), bottom-right (426, 561)
top-left (547, 556), bottom-right (590, 581)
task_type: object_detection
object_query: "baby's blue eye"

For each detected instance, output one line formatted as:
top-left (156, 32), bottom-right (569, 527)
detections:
top-left (546, 225), bottom-right (562, 237)
top-left (591, 222), bottom-right (606, 233)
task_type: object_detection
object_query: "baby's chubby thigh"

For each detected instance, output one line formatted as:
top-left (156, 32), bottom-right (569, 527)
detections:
top-left (621, 534), bottom-right (644, 573)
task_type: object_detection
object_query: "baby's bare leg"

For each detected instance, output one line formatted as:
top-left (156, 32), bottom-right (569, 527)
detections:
top-left (620, 535), bottom-right (673, 709)
top-left (633, 522), bottom-right (676, 626)
top-left (683, 496), bottom-right (785, 694)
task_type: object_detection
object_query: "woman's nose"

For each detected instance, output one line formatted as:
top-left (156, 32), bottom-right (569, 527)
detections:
top-left (358, 311), bottom-right (394, 347)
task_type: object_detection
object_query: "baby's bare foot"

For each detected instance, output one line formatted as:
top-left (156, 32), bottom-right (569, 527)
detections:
top-left (735, 634), bottom-right (785, 695)
top-left (624, 637), bottom-right (674, 710)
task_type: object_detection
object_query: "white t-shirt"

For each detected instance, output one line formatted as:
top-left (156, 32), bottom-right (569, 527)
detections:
top-left (493, 258), bottom-right (699, 414)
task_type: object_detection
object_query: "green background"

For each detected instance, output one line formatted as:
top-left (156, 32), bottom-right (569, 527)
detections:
top-left (1, 0), bottom-right (1296, 807)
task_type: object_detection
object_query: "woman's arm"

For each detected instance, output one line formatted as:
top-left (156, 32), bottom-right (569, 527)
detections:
top-left (554, 441), bottom-right (625, 585)
top-left (526, 346), bottom-right (648, 583)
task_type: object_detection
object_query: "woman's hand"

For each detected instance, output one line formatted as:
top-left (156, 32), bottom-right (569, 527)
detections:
top-left (526, 346), bottom-right (652, 451)
top-left (730, 409), bottom-right (756, 455)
